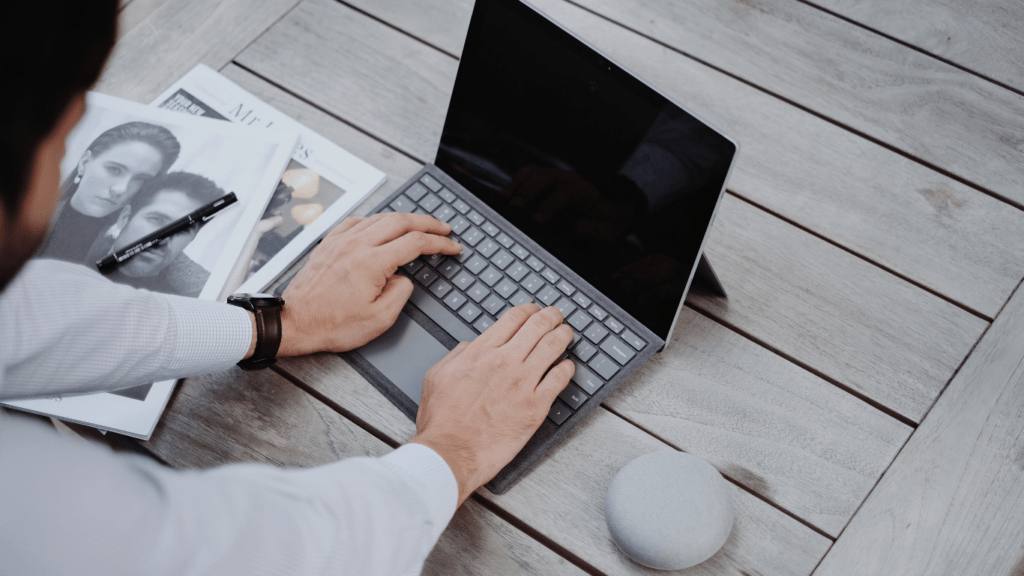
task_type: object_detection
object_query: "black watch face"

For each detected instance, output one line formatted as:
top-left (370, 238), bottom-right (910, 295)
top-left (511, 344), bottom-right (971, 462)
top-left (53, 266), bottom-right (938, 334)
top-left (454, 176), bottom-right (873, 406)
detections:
top-left (230, 293), bottom-right (284, 306)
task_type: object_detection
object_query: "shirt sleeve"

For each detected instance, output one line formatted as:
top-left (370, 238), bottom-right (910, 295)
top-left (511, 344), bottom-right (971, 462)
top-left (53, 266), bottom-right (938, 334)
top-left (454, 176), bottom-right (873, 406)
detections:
top-left (0, 259), bottom-right (252, 400)
top-left (0, 412), bottom-right (459, 576)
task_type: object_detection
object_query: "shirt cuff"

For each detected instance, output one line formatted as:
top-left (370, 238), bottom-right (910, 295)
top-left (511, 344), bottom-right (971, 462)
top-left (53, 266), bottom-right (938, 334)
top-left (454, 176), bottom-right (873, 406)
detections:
top-left (379, 443), bottom-right (459, 544)
top-left (164, 295), bottom-right (253, 376)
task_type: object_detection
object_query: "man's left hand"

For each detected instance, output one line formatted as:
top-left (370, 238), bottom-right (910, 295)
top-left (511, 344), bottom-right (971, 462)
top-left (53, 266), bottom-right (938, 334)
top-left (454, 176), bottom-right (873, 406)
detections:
top-left (277, 212), bottom-right (462, 356)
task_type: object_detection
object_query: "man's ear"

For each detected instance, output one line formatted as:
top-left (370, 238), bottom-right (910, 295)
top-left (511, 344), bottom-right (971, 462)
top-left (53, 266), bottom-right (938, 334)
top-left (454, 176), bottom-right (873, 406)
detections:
top-left (76, 150), bottom-right (93, 180)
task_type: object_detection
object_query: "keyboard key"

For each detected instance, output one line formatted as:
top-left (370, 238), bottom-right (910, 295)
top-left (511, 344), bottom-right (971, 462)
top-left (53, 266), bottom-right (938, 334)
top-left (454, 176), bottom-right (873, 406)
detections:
top-left (605, 317), bottom-right (624, 334)
top-left (467, 282), bottom-right (490, 303)
top-left (438, 259), bottom-right (461, 279)
top-left (419, 174), bottom-right (442, 191)
top-left (438, 188), bottom-right (457, 203)
top-left (547, 400), bottom-right (572, 425)
top-left (490, 250), bottom-right (515, 270)
top-left (573, 340), bottom-right (598, 362)
top-left (414, 267), bottom-right (438, 286)
top-left (505, 262), bottom-right (529, 281)
top-left (600, 335), bottom-right (636, 365)
top-left (572, 331), bottom-right (582, 347)
top-left (482, 294), bottom-right (505, 315)
top-left (452, 199), bottom-right (471, 214)
top-left (621, 329), bottom-right (647, 351)
top-left (494, 278), bottom-right (518, 299)
top-left (496, 232), bottom-right (514, 248)
top-left (429, 279), bottom-right (452, 299)
top-left (481, 221), bottom-right (500, 236)
top-left (584, 322), bottom-right (609, 344)
top-left (390, 195), bottom-right (415, 213)
top-left (511, 244), bottom-right (530, 260)
top-left (553, 297), bottom-right (576, 318)
top-left (522, 273), bottom-right (545, 294)
top-left (401, 259), bottom-right (423, 274)
top-left (452, 270), bottom-right (475, 290)
top-left (572, 292), bottom-right (593, 308)
top-left (558, 383), bottom-right (588, 410)
top-left (459, 303), bottom-right (482, 323)
top-left (432, 204), bottom-right (456, 223)
top-left (444, 291), bottom-right (467, 311)
top-left (380, 207), bottom-right (394, 213)
top-left (449, 215), bottom-right (471, 235)
top-left (479, 266), bottom-right (503, 287)
top-left (567, 310), bottom-right (593, 332)
top-left (541, 268), bottom-right (560, 284)
top-left (526, 255), bottom-right (545, 271)
top-left (477, 238), bottom-right (499, 258)
top-left (406, 182), bottom-right (429, 200)
top-left (424, 252), bottom-right (444, 267)
top-left (589, 353), bottom-right (620, 379)
top-left (461, 227), bottom-right (484, 246)
top-left (537, 285), bottom-right (560, 306)
top-left (556, 280), bottom-right (576, 296)
top-left (453, 246), bottom-right (474, 263)
top-left (473, 315), bottom-right (494, 333)
top-left (571, 360), bottom-right (604, 394)
top-left (413, 207), bottom-right (429, 216)
top-left (467, 210), bottom-right (485, 225)
top-left (589, 305), bottom-right (608, 321)
top-left (419, 193), bottom-right (442, 212)
top-left (465, 254), bottom-right (489, 274)
top-left (509, 290), bottom-right (534, 307)
top-left (410, 286), bottom-right (477, 343)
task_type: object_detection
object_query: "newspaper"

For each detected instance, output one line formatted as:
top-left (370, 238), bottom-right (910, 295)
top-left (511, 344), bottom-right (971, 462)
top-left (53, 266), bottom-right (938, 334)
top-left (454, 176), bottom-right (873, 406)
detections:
top-left (151, 64), bottom-right (387, 295)
top-left (1, 92), bottom-right (298, 439)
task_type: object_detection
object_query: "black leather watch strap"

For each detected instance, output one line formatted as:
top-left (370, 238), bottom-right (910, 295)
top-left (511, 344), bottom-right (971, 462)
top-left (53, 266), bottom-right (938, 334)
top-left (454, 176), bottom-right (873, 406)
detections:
top-left (227, 294), bottom-right (284, 371)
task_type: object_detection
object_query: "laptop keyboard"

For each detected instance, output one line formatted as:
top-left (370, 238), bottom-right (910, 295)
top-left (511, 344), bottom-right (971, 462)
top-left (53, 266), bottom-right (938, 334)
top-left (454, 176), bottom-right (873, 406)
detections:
top-left (383, 174), bottom-right (648, 426)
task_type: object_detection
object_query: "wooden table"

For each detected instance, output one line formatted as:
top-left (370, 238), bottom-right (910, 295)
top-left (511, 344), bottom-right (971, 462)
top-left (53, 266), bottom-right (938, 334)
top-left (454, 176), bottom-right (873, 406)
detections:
top-left (102, 0), bottom-right (1024, 573)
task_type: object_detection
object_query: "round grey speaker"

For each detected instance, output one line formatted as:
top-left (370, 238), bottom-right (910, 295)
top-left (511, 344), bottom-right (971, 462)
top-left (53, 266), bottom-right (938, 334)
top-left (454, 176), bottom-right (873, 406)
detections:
top-left (605, 451), bottom-right (734, 570)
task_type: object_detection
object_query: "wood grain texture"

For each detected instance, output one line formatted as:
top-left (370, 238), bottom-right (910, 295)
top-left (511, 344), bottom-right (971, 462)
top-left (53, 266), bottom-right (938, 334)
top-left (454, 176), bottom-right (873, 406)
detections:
top-left (144, 368), bottom-right (586, 576)
top-left (809, 0), bottom-right (1024, 95)
top-left (97, 0), bottom-right (301, 102)
top-left (341, 0), bottom-right (474, 56)
top-left (277, 353), bottom-right (832, 576)
top-left (528, 0), bottom-right (1024, 321)
top-left (693, 194), bottom-right (987, 422)
top-left (116, 0), bottom-right (173, 40)
top-left (815, 281), bottom-right (1024, 576)
top-left (235, 0), bottom-right (458, 161)
top-left (605, 307), bottom-right (911, 537)
top-left (570, 0), bottom-right (1024, 209)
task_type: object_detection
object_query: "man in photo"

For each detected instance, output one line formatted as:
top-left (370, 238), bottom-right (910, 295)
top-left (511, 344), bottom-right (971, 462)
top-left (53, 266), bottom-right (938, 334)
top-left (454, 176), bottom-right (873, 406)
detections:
top-left (90, 171), bottom-right (217, 296)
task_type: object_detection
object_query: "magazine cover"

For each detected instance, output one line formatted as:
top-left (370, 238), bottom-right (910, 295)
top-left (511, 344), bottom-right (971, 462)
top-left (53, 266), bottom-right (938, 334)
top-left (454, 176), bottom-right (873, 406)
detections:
top-left (150, 64), bottom-right (387, 295)
top-left (1, 91), bottom-right (298, 439)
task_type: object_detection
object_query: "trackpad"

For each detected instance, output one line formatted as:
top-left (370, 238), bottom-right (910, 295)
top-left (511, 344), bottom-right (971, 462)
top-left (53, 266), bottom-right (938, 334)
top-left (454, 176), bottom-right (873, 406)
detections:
top-left (358, 312), bottom-right (450, 405)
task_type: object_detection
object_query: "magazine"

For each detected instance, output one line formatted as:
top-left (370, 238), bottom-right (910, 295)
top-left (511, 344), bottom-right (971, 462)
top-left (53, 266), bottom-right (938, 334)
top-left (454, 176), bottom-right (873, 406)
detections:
top-left (1, 91), bottom-right (298, 439)
top-left (150, 64), bottom-right (387, 295)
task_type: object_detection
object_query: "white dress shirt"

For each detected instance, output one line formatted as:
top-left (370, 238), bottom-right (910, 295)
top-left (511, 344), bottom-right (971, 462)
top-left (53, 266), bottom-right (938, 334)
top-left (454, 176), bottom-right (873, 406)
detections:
top-left (0, 259), bottom-right (458, 576)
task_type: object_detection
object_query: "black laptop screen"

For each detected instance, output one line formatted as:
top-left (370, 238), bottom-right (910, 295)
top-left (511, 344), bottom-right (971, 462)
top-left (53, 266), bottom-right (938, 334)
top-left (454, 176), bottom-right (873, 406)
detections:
top-left (436, 0), bottom-right (736, 340)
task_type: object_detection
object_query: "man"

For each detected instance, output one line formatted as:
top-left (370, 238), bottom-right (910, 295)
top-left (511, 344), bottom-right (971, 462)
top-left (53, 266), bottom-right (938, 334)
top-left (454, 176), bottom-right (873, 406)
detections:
top-left (0, 2), bottom-right (574, 574)
top-left (95, 171), bottom-right (222, 296)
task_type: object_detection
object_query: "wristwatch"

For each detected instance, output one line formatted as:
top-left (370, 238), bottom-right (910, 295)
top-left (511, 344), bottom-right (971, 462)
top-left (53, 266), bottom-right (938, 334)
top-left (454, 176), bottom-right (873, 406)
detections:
top-left (227, 293), bottom-right (284, 371)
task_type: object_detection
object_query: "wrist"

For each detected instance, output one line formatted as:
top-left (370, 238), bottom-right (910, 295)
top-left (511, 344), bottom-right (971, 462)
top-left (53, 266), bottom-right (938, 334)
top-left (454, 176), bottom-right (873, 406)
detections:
top-left (411, 433), bottom-right (480, 505)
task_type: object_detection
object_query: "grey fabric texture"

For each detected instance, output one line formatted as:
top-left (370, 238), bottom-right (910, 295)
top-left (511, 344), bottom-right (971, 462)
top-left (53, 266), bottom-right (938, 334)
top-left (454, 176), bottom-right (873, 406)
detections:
top-left (605, 451), bottom-right (734, 570)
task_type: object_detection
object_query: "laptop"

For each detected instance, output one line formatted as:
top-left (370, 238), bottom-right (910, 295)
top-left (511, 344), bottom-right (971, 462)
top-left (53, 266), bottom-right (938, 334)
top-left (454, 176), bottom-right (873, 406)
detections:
top-left (345, 0), bottom-right (738, 493)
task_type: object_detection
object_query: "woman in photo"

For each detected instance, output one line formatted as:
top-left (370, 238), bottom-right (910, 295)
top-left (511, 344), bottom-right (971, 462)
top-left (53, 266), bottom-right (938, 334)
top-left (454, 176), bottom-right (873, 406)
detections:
top-left (40, 121), bottom-right (181, 264)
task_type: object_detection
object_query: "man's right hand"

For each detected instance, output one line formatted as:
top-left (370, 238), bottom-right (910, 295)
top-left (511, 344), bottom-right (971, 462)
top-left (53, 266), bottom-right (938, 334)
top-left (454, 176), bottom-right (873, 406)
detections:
top-left (411, 304), bottom-right (575, 505)
top-left (277, 212), bottom-right (461, 357)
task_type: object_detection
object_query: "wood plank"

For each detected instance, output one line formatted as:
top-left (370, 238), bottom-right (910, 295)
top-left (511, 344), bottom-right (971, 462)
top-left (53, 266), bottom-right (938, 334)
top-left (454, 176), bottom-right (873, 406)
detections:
top-left (605, 307), bottom-right (912, 537)
top-left (808, 0), bottom-right (1024, 95)
top-left (570, 0), bottom-right (1024, 209)
top-left (277, 353), bottom-right (832, 576)
top-left (144, 368), bottom-right (587, 576)
top-left (815, 281), bottom-right (1024, 576)
top-left (224, 54), bottom-right (913, 537)
top-left (341, 0), bottom-right (474, 56)
top-left (97, 0), bottom-right (301, 102)
top-left (116, 0), bottom-right (173, 40)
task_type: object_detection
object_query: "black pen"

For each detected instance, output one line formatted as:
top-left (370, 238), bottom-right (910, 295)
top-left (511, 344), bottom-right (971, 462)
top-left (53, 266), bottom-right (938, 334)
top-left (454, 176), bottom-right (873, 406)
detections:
top-left (96, 192), bottom-right (237, 274)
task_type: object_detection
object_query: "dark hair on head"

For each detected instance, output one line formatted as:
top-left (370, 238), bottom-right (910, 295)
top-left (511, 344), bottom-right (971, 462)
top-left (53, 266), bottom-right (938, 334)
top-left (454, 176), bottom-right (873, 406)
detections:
top-left (133, 172), bottom-right (226, 221)
top-left (0, 0), bottom-right (119, 216)
top-left (82, 122), bottom-right (181, 175)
